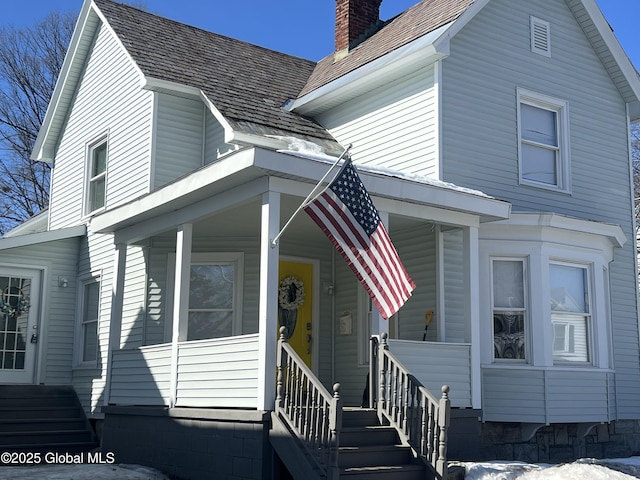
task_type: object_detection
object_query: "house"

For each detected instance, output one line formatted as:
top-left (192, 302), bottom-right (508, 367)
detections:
top-left (1, 0), bottom-right (639, 477)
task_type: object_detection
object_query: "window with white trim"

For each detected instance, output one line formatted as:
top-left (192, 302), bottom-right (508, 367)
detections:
top-left (492, 259), bottom-right (528, 361)
top-left (186, 253), bottom-right (243, 341)
top-left (85, 138), bottom-right (107, 214)
top-left (549, 262), bottom-right (592, 363)
top-left (78, 279), bottom-right (100, 364)
top-left (518, 89), bottom-right (570, 192)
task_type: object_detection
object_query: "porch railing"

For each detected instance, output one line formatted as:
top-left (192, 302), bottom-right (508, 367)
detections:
top-left (372, 333), bottom-right (450, 479)
top-left (275, 327), bottom-right (342, 480)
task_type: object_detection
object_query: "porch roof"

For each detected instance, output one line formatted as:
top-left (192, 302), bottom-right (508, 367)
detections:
top-left (90, 147), bottom-right (511, 241)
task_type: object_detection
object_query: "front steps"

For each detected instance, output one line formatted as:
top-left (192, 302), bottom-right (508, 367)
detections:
top-left (339, 408), bottom-right (425, 479)
top-left (0, 385), bottom-right (98, 452)
top-left (272, 407), bottom-right (427, 479)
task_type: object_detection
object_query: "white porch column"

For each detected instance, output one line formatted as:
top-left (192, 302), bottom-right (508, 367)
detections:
top-left (371, 211), bottom-right (390, 338)
top-left (258, 190), bottom-right (280, 411)
top-left (464, 225), bottom-right (482, 409)
top-left (170, 223), bottom-right (193, 408)
top-left (104, 242), bottom-right (127, 406)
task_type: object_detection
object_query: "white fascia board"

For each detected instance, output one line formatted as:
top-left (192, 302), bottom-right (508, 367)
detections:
top-left (32, 0), bottom-right (150, 162)
top-left (254, 149), bottom-right (511, 223)
top-left (31, 0), bottom-right (95, 162)
top-left (90, 148), bottom-right (259, 233)
top-left (580, 0), bottom-right (640, 102)
top-left (0, 226), bottom-right (86, 251)
top-left (286, 25), bottom-right (451, 115)
top-left (495, 212), bottom-right (626, 248)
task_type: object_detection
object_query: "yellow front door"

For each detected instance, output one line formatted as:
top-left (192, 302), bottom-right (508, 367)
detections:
top-left (278, 260), bottom-right (313, 368)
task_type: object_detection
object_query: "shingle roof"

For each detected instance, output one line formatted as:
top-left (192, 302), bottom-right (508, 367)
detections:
top-left (93, 0), bottom-right (337, 145)
top-left (298, 0), bottom-right (475, 97)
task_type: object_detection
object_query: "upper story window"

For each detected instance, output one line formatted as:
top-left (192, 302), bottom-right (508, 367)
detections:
top-left (550, 262), bottom-right (591, 363)
top-left (85, 138), bottom-right (108, 215)
top-left (517, 89), bottom-right (570, 192)
top-left (492, 258), bottom-right (528, 361)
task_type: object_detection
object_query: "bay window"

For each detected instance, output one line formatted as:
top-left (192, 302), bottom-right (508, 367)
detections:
top-left (549, 262), bottom-right (591, 363)
top-left (492, 259), bottom-right (527, 361)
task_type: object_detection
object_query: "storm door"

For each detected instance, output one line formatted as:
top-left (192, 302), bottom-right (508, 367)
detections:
top-left (0, 268), bottom-right (40, 384)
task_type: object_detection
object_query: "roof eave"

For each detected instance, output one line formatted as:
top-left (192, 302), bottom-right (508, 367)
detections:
top-left (286, 29), bottom-right (451, 116)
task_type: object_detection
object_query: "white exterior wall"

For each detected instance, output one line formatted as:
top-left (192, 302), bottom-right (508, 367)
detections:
top-left (316, 64), bottom-right (438, 176)
top-left (0, 238), bottom-right (81, 385)
top-left (153, 93), bottom-right (205, 189)
top-left (441, 0), bottom-right (639, 418)
top-left (48, 21), bottom-right (153, 229)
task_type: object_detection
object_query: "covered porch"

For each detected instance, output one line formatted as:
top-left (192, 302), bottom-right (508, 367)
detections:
top-left (92, 147), bottom-right (510, 411)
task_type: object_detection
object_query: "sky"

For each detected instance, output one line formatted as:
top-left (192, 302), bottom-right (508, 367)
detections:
top-left (2, 0), bottom-right (639, 67)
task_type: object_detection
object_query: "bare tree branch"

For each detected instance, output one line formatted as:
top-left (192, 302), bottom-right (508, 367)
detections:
top-left (0, 11), bottom-right (75, 234)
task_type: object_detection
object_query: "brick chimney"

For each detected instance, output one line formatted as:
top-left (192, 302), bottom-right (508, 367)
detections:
top-left (335, 0), bottom-right (382, 56)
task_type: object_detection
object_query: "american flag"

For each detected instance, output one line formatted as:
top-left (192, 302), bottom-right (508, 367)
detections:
top-left (304, 159), bottom-right (415, 319)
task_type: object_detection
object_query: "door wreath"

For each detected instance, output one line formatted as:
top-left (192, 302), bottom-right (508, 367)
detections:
top-left (278, 276), bottom-right (304, 339)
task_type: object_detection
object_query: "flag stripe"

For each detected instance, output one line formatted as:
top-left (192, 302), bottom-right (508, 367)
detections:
top-left (303, 159), bottom-right (415, 319)
top-left (305, 196), bottom-right (401, 315)
top-left (318, 191), bottom-right (405, 307)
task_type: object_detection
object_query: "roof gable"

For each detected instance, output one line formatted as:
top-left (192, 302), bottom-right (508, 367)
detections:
top-left (93, 0), bottom-right (335, 144)
top-left (296, 0), bottom-right (640, 112)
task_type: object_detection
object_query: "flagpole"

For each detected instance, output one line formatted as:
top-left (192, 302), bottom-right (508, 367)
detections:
top-left (271, 143), bottom-right (352, 247)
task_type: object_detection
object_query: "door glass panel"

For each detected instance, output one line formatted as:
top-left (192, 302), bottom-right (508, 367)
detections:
top-left (0, 276), bottom-right (31, 371)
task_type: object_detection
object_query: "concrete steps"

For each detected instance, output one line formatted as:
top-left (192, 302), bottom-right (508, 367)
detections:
top-left (0, 385), bottom-right (97, 452)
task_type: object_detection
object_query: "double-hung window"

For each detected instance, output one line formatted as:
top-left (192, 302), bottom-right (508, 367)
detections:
top-left (186, 253), bottom-right (243, 341)
top-left (79, 279), bottom-right (100, 364)
top-left (86, 139), bottom-right (107, 214)
top-left (492, 259), bottom-right (527, 361)
top-left (518, 89), bottom-right (570, 192)
top-left (549, 262), bottom-right (591, 363)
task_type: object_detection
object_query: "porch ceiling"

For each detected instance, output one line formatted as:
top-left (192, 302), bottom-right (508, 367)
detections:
top-left (90, 147), bottom-right (511, 243)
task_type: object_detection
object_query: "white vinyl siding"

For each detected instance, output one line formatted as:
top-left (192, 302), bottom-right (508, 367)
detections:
top-left (317, 64), bottom-right (438, 176)
top-left (483, 367), bottom-right (615, 423)
top-left (388, 339), bottom-right (472, 408)
top-left (0, 237), bottom-right (81, 385)
top-left (442, 228), bottom-right (466, 343)
top-left (153, 93), bottom-right (205, 189)
top-left (48, 22), bottom-right (152, 229)
top-left (443, 0), bottom-right (639, 417)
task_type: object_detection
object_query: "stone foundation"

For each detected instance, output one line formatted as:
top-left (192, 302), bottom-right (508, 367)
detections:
top-left (449, 413), bottom-right (640, 463)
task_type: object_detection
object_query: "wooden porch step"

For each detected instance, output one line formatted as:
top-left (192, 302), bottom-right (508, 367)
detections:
top-left (338, 444), bottom-right (413, 468)
top-left (341, 464), bottom-right (426, 480)
top-left (340, 425), bottom-right (399, 446)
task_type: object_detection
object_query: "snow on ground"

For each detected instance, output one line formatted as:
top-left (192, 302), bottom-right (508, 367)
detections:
top-left (0, 463), bottom-right (168, 479)
top-left (460, 457), bottom-right (640, 480)
top-left (0, 457), bottom-right (639, 479)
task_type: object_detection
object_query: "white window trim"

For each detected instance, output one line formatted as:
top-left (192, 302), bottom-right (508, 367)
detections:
top-left (490, 257), bottom-right (530, 363)
top-left (480, 213), bottom-right (621, 370)
top-left (83, 135), bottom-right (109, 217)
top-left (530, 16), bottom-right (551, 57)
top-left (74, 276), bottom-right (101, 368)
top-left (548, 259), bottom-right (594, 366)
top-left (517, 88), bottom-right (571, 193)
top-left (165, 252), bottom-right (244, 342)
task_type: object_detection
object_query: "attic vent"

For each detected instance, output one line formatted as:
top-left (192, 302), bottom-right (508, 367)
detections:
top-left (530, 16), bottom-right (551, 57)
